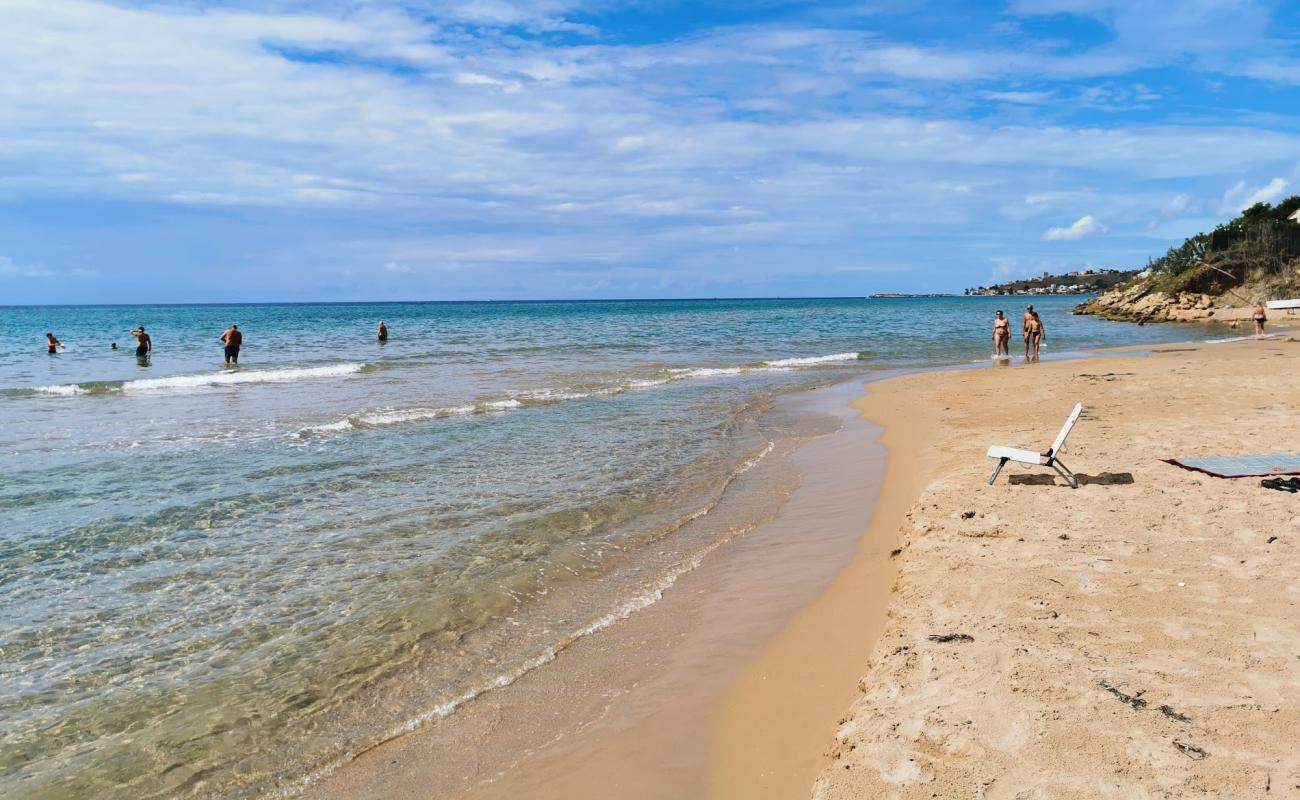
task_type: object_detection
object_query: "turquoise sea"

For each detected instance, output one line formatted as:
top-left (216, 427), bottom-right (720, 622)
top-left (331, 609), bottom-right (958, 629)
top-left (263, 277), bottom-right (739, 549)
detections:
top-left (0, 297), bottom-right (1201, 798)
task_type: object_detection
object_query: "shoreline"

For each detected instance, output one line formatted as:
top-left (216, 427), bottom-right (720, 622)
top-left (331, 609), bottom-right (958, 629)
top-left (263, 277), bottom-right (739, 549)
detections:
top-left (302, 327), bottom-right (1295, 799)
top-left (304, 374), bottom-right (893, 799)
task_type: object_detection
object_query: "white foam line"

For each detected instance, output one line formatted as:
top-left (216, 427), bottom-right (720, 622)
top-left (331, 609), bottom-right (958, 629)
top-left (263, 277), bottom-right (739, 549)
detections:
top-left (1204, 333), bottom-right (1277, 344)
top-left (735, 441), bottom-right (775, 475)
top-left (123, 363), bottom-right (366, 393)
top-left (763, 352), bottom-right (861, 367)
top-left (30, 384), bottom-right (86, 396)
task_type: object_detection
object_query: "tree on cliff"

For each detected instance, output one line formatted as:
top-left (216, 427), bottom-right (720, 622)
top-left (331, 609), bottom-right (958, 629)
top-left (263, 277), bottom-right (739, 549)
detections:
top-left (1149, 194), bottom-right (1300, 279)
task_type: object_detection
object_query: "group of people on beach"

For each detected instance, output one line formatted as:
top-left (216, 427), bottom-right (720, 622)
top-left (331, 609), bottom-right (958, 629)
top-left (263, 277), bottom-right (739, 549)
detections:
top-left (43, 321), bottom-right (391, 364)
top-left (993, 304), bottom-right (1045, 361)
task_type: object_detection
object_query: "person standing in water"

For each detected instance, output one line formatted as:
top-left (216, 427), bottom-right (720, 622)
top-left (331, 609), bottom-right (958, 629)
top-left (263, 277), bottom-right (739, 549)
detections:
top-left (220, 324), bottom-right (242, 364)
top-left (130, 326), bottom-right (152, 359)
top-left (1026, 311), bottom-right (1045, 360)
top-left (1252, 302), bottom-right (1268, 336)
top-left (377, 320), bottom-right (388, 342)
top-left (45, 333), bottom-right (63, 354)
top-left (993, 310), bottom-right (1011, 357)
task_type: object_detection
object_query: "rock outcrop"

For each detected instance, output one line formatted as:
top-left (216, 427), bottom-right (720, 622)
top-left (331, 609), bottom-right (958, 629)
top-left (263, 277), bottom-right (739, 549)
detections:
top-left (1074, 283), bottom-right (1216, 323)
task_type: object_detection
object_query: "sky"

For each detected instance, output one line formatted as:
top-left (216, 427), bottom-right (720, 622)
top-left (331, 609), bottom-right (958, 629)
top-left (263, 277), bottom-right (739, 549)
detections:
top-left (2, 0), bottom-right (1300, 303)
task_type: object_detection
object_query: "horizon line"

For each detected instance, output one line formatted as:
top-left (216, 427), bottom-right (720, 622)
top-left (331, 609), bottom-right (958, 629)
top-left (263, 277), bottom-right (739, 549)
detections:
top-left (0, 294), bottom-right (976, 309)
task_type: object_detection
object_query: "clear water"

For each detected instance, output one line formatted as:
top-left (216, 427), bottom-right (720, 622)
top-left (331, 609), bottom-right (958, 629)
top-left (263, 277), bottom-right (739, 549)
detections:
top-left (0, 297), bottom-right (1200, 798)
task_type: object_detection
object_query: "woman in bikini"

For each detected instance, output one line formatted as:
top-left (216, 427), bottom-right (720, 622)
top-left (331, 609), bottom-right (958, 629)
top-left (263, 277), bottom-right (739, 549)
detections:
top-left (993, 310), bottom-right (1011, 357)
top-left (1252, 302), bottom-right (1268, 336)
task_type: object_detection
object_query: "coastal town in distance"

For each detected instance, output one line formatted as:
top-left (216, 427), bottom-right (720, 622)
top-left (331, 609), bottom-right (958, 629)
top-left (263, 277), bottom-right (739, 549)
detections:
top-left (963, 267), bottom-right (1135, 296)
top-left (868, 267), bottom-right (1136, 298)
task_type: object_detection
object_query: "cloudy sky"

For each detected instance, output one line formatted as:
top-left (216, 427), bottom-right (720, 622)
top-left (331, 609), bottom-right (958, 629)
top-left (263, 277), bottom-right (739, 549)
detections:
top-left (2, 0), bottom-right (1299, 303)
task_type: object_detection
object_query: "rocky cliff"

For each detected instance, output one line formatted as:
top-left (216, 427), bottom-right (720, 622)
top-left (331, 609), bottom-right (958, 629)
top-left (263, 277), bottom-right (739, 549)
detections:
top-left (1073, 283), bottom-right (1219, 323)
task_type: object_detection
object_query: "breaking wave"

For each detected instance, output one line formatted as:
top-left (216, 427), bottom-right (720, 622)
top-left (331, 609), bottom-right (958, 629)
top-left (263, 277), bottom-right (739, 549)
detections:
top-left (17, 364), bottom-right (367, 397)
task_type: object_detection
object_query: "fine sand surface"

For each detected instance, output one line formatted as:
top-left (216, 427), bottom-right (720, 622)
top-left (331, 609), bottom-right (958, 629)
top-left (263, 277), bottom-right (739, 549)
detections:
top-left (807, 336), bottom-right (1300, 798)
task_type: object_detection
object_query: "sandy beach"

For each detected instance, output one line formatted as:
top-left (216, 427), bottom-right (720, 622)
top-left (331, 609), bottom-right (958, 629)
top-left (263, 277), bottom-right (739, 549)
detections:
top-left (807, 334), bottom-right (1300, 798)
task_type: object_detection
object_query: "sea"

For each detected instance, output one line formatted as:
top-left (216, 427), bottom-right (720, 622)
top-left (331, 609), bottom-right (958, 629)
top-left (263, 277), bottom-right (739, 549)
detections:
top-left (0, 297), bottom-right (1202, 798)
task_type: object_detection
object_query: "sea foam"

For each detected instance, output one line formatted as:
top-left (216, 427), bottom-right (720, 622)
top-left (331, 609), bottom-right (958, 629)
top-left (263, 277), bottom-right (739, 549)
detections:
top-left (763, 352), bottom-right (861, 367)
top-left (123, 363), bottom-right (366, 393)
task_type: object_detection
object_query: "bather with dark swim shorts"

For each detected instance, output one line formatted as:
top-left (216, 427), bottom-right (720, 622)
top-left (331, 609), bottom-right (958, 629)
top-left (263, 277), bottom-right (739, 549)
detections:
top-left (224, 345), bottom-right (240, 363)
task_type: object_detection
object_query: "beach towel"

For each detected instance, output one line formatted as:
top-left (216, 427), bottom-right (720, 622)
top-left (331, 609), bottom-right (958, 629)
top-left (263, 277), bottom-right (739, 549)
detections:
top-left (1162, 453), bottom-right (1300, 478)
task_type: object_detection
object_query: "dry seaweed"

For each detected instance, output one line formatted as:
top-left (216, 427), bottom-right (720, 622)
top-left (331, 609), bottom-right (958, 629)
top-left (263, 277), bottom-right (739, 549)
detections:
top-left (1099, 681), bottom-right (1148, 710)
top-left (1173, 740), bottom-right (1208, 760)
top-left (1159, 704), bottom-right (1191, 722)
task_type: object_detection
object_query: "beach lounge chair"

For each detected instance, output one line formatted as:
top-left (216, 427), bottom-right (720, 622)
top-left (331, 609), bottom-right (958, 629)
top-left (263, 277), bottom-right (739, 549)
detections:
top-left (987, 403), bottom-right (1083, 488)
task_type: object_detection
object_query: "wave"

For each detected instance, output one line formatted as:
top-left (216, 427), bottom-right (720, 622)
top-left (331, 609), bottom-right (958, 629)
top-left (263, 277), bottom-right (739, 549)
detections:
top-left (291, 353), bottom-right (868, 437)
top-left (763, 352), bottom-right (861, 367)
top-left (293, 399), bottom-right (523, 437)
top-left (15, 364), bottom-right (367, 397)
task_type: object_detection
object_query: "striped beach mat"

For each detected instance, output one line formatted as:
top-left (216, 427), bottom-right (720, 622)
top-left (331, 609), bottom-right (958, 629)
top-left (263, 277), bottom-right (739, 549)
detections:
top-left (1162, 453), bottom-right (1300, 478)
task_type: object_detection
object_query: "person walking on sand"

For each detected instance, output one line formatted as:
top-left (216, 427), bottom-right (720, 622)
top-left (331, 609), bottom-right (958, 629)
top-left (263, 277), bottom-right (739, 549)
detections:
top-left (993, 310), bottom-right (1011, 357)
top-left (1026, 311), bottom-right (1045, 360)
top-left (377, 320), bottom-right (388, 342)
top-left (130, 326), bottom-right (152, 359)
top-left (45, 333), bottom-right (63, 354)
top-left (220, 324), bottom-right (242, 364)
top-left (1253, 302), bottom-right (1268, 337)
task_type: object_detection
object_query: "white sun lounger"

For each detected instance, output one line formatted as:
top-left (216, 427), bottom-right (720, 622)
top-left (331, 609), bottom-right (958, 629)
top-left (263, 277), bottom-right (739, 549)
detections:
top-left (987, 403), bottom-right (1083, 488)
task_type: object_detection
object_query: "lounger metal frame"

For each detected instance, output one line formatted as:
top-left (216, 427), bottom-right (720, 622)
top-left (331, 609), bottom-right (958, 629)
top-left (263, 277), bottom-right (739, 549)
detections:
top-left (986, 403), bottom-right (1083, 489)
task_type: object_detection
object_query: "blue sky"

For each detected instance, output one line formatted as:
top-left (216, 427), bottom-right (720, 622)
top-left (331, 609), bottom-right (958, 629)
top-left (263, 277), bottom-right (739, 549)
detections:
top-left (2, 0), bottom-right (1299, 303)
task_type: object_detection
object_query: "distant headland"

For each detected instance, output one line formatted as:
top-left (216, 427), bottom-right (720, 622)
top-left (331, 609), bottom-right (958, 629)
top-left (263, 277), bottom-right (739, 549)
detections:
top-left (965, 268), bottom-right (1136, 297)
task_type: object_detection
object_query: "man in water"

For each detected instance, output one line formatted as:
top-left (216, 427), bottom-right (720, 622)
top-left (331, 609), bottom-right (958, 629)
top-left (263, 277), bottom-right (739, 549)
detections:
top-left (110, 342), bottom-right (117, 350)
top-left (1026, 311), bottom-right (1045, 360)
top-left (130, 326), bottom-right (151, 358)
top-left (46, 333), bottom-right (63, 354)
top-left (993, 310), bottom-right (1011, 357)
top-left (220, 324), bottom-right (242, 364)
top-left (377, 320), bottom-right (388, 342)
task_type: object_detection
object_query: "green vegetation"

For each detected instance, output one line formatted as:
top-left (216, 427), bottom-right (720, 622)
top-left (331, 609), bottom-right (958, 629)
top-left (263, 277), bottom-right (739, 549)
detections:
top-left (1148, 195), bottom-right (1300, 295)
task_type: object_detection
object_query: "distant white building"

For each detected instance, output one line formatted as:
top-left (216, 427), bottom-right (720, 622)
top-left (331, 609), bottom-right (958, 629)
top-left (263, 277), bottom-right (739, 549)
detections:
top-left (1289, 208), bottom-right (1300, 223)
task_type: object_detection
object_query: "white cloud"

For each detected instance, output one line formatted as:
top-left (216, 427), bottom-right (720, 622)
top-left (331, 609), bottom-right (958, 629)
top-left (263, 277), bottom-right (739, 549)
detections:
top-left (977, 90), bottom-right (1054, 104)
top-left (1220, 177), bottom-right (1287, 214)
top-left (383, 261), bottom-right (413, 273)
top-left (1162, 193), bottom-right (1196, 216)
top-left (1042, 215), bottom-right (1105, 240)
top-left (0, 256), bottom-right (96, 279)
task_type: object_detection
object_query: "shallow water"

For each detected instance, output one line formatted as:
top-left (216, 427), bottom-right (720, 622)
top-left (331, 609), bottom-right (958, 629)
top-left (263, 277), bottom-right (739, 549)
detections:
top-left (0, 297), bottom-right (1200, 798)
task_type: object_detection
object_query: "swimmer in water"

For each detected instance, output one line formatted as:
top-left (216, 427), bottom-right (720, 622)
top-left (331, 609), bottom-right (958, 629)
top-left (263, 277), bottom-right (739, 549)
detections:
top-left (377, 320), bottom-right (388, 342)
top-left (46, 333), bottom-right (63, 354)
